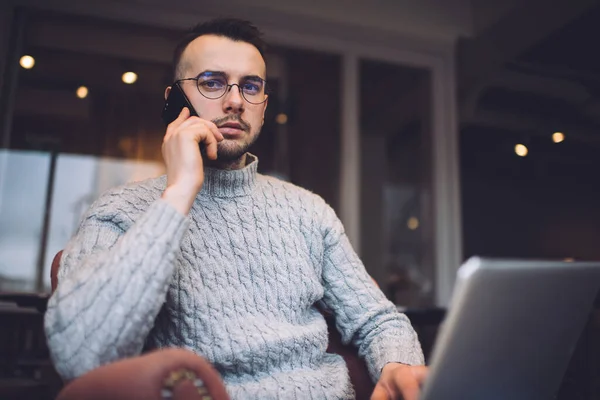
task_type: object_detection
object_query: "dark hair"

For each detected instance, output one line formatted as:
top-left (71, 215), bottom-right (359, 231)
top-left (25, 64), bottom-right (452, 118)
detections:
top-left (171, 18), bottom-right (266, 81)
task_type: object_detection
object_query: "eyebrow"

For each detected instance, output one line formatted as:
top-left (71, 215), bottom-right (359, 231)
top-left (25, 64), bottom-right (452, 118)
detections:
top-left (196, 70), bottom-right (266, 82)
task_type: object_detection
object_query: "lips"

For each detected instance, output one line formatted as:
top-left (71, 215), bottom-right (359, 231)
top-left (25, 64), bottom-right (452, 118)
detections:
top-left (219, 122), bottom-right (244, 130)
top-left (218, 122), bottom-right (245, 137)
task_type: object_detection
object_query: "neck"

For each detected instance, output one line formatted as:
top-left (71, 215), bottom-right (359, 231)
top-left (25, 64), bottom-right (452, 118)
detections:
top-left (205, 153), bottom-right (247, 170)
top-left (200, 153), bottom-right (258, 198)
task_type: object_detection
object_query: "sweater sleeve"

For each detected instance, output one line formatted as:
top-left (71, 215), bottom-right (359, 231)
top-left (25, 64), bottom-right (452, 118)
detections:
top-left (44, 197), bottom-right (189, 381)
top-left (319, 203), bottom-right (424, 382)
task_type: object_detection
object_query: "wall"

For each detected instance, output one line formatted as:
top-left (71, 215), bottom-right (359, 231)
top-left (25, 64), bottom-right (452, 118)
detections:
top-left (0, 4), bottom-right (12, 94)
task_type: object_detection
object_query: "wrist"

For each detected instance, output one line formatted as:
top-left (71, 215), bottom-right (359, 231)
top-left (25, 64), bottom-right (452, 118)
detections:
top-left (162, 184), bottom-right (200, 215)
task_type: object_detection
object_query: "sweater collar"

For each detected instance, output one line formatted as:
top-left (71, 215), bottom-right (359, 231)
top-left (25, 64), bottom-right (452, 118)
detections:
top-left (200, 153), bottom-right (258, 198)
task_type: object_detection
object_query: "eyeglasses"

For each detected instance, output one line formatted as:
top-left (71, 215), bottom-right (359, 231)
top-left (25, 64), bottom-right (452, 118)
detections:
top-left (176, 71), bottom-right (268, 105)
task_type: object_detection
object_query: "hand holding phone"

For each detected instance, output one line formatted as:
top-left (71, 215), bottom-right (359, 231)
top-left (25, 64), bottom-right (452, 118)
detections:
top-left (160, 84), bottom-right (224, 215)
top-left (162, 82), bottom-right (198, 126)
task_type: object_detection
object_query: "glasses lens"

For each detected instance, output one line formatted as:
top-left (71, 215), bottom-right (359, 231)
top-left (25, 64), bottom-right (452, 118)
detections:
top-left (195, 74), bottom-right (267, 104)
top-left (197, 75), bottom-right (228, 99)
top-left (240, 79), bottom-right (267, 104)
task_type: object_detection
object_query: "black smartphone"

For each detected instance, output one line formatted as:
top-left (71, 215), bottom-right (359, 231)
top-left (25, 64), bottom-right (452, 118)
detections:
top-left (161, 82), bottom-right (198, 126)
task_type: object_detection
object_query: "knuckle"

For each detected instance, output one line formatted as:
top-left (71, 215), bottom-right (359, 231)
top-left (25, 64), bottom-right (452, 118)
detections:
top-left (166, 124), bottom-right (177, 135)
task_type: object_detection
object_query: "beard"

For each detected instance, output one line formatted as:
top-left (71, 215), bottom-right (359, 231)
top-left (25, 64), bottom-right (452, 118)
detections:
top-left (215, 131), bottom-right (260, 161)
top-left (211, 114), bottom-right (260, 162)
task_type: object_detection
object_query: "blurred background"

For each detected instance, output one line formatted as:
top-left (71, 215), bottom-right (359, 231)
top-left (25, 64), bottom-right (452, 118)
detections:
top-left (1, 0), bottom-right (600, 308)
top-left (1, 0), bottom-right (600, 398)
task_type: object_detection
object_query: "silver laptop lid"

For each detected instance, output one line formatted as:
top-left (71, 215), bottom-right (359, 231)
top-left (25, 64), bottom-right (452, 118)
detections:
top-left (420, 257), bottom-right (600, 400)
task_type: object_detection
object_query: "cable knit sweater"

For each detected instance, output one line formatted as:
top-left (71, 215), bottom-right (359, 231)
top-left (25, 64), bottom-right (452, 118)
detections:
top-left (44, 155), bottom-right (424, 399)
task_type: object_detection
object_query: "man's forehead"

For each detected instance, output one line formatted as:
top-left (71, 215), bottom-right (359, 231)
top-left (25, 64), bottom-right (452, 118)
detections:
top-left (181, 35), bottom-right (266, 77)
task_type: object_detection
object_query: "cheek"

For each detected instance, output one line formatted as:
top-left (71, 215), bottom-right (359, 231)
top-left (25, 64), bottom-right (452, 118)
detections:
top-left (189, 97), bottom-right (221, 119)
top-left (247, 108), bottom-right (266, 127)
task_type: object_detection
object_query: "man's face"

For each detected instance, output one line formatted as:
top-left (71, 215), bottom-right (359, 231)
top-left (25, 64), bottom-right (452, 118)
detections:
top-left (173, 35), bottom-right (268, 161)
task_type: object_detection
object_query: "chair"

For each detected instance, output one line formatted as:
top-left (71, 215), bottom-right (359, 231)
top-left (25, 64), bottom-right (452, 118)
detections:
top-left (50, 251), bottom-right (375, 399)
top-left (0, 295), bottom-right (61, 400)
top-left (56, 348), bottom-right (229, 400)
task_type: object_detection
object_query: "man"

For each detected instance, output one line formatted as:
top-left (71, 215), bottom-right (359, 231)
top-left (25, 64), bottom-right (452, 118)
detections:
top-left (45, 18), bottom-right (428, 399)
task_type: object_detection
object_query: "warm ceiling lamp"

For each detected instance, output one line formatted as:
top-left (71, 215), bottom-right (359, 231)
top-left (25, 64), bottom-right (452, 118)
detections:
top-left (552, 132), bottom-right (565, 143)
top-left (275, 113), bottom-right (288, 125)
top-left (515, 144), bottom-right (528, 157)
top-left (122, 71), bottom-right (138, 84)
top-left (19, 55), bottom-right (35, 69)
top-left (76, 86), bottom-right (89, 99)
top-left (407, 216), bottom-right (420, 230)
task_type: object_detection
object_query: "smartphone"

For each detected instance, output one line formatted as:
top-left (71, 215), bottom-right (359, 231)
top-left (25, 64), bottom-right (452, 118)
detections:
top-left (161, 82), bottom-right (198, 126)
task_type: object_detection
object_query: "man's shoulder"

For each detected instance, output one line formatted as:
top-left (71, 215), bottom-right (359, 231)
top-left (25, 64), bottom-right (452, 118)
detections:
top-left (258, 173), bottom-right (319, 197)
top-left (257, 173), bottom-right (332, 211)
top-left (86, 175), bottom-right (166, 219)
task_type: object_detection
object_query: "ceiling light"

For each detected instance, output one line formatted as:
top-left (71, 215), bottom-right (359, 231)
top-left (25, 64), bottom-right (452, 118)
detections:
top-left (122, 72), bottom-right (138, 84)
top-left (552, 132), bottom-right (565, 143)
top-left (275, 113), bottom-right (288, 125)
top-left (515, 144), bottom-right (528, 157)
top-left (407, 217), bottom-right (419, 230)
top-left (19, 55), bottom-right (35, 69)
top-left (76, 86), bottom-right (88, 99)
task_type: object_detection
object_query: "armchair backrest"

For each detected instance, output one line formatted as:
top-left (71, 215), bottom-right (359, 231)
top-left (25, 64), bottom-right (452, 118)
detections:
top-left (50, 250), bottom-right (63, 293)
top-left (57, 348), bottom-right (230, 400)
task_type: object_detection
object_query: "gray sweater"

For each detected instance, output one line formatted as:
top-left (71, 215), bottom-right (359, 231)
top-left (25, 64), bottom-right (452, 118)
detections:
top-left (45, 155), bottom-right (424, 399)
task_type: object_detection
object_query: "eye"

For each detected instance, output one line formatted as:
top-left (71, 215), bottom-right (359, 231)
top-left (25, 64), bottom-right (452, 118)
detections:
top-left (242, 82), bottom-right (260, 95)
top-left (200, 79), bottom-right (226, 91)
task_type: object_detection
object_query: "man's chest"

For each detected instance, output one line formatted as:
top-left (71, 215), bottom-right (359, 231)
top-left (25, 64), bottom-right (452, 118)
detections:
top-left (170, 223), bottom-right (325, 313)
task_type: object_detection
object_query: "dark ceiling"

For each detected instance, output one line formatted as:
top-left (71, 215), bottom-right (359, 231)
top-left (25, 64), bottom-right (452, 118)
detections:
top-left (518, 2), bottom-right (600, 78)
top-left (461, 1), bottom-right (600, 185)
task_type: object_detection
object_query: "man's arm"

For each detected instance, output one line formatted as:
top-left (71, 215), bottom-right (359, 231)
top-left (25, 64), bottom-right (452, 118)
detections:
top-left (44, 198), bottom-right (189, 381)
top-left (45, 107), bottom-right (224, 381)
top-left (318, 203), bottom-right (425, 382)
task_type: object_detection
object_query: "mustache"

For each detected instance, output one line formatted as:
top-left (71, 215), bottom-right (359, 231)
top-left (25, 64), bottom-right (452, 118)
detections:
top-left (212, 115), bottom-right (251, 131)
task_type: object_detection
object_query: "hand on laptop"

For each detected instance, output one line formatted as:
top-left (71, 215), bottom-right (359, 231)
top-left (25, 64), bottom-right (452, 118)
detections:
top-left (371, 363), bottom-right (429, 400)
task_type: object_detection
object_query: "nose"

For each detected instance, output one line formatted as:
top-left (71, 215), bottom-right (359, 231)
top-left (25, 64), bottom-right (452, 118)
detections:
top-left (222, 84), bottom-right (245, 114)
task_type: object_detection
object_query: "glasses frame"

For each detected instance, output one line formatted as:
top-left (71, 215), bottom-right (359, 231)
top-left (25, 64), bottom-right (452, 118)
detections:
top-left (175, 76), bottom-right (268, 105)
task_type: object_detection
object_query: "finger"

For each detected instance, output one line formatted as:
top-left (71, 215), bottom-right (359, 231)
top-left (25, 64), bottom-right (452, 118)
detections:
top-left (171, 107), bottom-right (190, 128)
top-left (204, 120), bottom-right (224, 141)
top-left (411, 366), bottom-right (429, 386)
top-left (177, 118), bottom-right (223, 144)
top-left (370, 384), bottom-right (390, 400)
top-left (177, 114), bottom-right (204, 131)
top-left (195, 128), bottom-right (219, 160)
top-left (176, 117), bottom-right (223, 143)
top-left (174, 125), bottom-right (217, 160)
top-left (396, 377), bottom-right (420, 400)
top-left (177, 123), bottom-right (216, 149)
top-left (165, 107), bottom-right (190, 140)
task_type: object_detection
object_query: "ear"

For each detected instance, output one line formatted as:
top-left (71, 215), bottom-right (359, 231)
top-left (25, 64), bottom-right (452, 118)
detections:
top-left (164, 86), bottom-right (172, 101)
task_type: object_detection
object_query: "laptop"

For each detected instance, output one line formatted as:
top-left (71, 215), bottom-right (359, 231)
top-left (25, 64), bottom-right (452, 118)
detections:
top-left (420, 257), bottom-right (600, 400)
